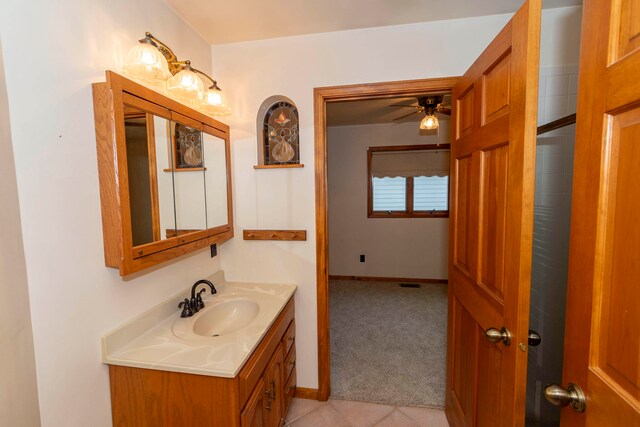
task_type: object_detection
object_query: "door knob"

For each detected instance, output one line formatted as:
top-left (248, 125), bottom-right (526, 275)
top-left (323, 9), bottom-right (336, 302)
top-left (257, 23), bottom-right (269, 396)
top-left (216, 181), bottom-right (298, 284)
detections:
top-left (544, 383), bottom-right (586, 413)
top-left (484, 327), bottom-right (512, 346)
top-left (528, 330), bottom-right (541, 346)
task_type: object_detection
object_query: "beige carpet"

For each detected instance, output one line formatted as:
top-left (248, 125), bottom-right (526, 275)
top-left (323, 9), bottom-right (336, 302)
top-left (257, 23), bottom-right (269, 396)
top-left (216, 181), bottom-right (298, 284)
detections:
top-left (329, 280), bottom-right (448, 408)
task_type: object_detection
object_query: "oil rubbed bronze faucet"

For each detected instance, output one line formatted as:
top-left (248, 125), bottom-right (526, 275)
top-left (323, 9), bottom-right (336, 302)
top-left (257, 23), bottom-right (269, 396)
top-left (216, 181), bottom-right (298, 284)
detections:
top-left (178, 279), bottom-right (217, 318)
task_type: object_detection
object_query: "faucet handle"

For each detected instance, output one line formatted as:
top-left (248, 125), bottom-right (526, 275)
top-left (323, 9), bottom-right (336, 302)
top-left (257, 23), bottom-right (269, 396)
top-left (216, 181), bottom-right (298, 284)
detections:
top-left (196, 289), bottom-right (206, 310)
top-left (178, 298), bottom-right (193, 318)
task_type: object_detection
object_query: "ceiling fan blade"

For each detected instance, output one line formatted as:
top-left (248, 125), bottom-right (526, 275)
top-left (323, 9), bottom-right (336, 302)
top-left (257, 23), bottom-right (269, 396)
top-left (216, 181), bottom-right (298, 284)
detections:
top-left (393, 111), bottom-right (420, 121)
top-left (388, 104), bottom-right (419, 108)
top-left (437, 107), bottom-right (452, 115)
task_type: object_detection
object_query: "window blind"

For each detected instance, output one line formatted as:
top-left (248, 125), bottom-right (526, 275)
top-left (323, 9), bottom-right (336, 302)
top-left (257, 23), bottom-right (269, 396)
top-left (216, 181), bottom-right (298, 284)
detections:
top-left (414, 176), bottom-right (449, 211)
top-left (372, 177), bottom-right (406, 211)
top-left (371, 149), bottom-right (449, 178)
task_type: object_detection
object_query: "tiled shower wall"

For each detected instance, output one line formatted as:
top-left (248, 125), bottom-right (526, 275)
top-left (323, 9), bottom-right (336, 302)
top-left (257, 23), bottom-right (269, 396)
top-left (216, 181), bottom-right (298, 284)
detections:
top-left (525, 65), bottom-right (578, 426)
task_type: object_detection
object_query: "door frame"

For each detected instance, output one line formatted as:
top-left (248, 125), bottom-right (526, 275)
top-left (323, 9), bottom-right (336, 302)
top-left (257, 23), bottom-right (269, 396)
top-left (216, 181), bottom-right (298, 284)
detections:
top-left (314, 76), bottom-right (460, 400)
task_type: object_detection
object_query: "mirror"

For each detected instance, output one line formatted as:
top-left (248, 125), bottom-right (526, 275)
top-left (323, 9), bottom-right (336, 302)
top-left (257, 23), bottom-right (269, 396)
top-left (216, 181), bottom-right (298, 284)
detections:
top-left (123, 111), bottom-right (231, 245)
top-left (123, 105), bottom-right (176, 246)
top-left (203, 130), bottom-right (229, 229)
top-left (94, 71), bottom-right (233, 275)
top-left (170, 121), bottom-right (207, 237)
top-left (154, 116), bottom-right (178, 240)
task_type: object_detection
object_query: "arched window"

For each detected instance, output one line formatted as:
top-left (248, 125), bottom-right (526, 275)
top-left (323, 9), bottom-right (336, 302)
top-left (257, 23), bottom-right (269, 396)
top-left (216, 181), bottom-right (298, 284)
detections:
top-left (256, 95), bottom-right (300, 166)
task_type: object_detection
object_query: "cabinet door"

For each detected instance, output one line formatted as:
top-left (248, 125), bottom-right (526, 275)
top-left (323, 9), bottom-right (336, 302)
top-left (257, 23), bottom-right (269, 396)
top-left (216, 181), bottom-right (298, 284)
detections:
top-left (264, 344), bottom-right (284, 427)
top-left (283, 367), bottom-right (296, 417)
top-left (241, 377), bottom-right (267, 427)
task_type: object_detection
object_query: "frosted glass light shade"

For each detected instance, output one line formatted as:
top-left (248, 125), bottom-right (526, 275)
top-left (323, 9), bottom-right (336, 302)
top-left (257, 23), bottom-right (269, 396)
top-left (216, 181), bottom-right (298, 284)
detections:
top-left (121, 43), bottom-right (171, 84)
top-left (420, 114), bottom-right (439, 130)
top-left (201, 87), bottom-right (231, 116)
top-left (166, 68), bottom-right (205, 104)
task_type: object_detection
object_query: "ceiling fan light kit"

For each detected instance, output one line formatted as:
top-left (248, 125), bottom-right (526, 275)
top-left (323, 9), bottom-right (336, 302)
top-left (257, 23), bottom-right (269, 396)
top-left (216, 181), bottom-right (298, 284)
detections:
top-left (389, 94), bottom-right (451, 133)
top-left (420, 113), bottom-right (439, 130)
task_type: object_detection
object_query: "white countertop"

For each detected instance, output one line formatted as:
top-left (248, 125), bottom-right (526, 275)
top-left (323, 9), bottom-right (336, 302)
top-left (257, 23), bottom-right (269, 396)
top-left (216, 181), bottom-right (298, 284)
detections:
top-left (102, 271), bottom-right (296, 378)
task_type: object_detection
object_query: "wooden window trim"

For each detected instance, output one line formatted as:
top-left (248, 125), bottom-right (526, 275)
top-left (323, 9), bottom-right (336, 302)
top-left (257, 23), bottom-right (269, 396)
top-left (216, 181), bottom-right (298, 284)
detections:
top-left (367, 144), bottom-right (451, 219)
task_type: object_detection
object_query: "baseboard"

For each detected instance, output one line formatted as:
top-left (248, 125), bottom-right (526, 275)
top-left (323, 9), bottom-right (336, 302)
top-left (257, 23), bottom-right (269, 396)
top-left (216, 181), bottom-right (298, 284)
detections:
top-left (294, 387), bottom-right (320, 400)
top-left (329, 275), bottom-right (448, 284)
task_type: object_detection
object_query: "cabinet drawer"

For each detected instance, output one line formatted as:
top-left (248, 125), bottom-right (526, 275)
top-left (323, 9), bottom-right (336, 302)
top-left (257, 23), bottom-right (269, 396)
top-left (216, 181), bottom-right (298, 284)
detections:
top-left (282, 320), bottom-right (295, 357)
top-left (283, 367), bottom-right (296, 417)
top-left (284, 345), bottom-right (296, 383)
top-left (238, 298), bottom-right (294, 404)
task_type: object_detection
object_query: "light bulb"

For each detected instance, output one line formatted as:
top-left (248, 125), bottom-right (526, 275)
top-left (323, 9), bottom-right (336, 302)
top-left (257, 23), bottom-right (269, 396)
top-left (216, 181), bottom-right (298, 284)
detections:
top-left (139, 49), bottom-right (156, 65)
top-left (420, 114), bottom-right (439, 130)
top-left (179, 73), bottom-right (196, 88)
top-left (200, 86), bottom-right (230, 116)
top-left (207, 91), bottom-right (222, 105)
top-left (167, 67), bottom-right (204, 105)
top-left (121, 42), bottom-right (171, 85)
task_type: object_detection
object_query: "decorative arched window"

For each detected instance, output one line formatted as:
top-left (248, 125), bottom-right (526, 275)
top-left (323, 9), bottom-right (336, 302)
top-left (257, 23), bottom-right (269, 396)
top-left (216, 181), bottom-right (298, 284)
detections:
top-left (256, 95), bottom-right (300, 167)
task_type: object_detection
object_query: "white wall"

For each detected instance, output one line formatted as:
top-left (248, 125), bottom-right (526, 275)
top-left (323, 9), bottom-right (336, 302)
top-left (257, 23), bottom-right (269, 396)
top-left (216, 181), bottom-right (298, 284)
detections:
top-left (327, 121), bottom-right (449, 279)
top-left (213, 5), bottom-right (583, 391)
top-left (526, 64), bottom-right (580, 425)
top-left (0, 1), bottom-right (221, 425)
top-left (0, 38), bottom-right (41, 427)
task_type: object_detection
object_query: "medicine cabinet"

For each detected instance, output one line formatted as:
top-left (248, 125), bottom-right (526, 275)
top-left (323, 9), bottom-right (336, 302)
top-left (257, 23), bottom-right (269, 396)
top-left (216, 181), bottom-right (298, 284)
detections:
top-left (92, 71), bottom-right (233, 276)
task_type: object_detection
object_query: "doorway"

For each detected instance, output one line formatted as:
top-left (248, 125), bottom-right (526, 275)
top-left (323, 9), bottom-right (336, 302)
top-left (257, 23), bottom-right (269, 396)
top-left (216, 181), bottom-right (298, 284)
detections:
top-left (314, 77), bottom-right (458, 402)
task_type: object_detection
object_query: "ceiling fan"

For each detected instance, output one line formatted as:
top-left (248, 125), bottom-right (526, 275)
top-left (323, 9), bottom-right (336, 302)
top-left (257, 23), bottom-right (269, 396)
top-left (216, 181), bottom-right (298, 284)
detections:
top-left (390, 95), bottom-right (451, 130)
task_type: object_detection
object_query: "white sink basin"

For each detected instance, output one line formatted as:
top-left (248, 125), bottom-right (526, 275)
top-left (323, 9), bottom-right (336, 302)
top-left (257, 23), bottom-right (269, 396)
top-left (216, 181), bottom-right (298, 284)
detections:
top-left (193, 299), bottom-right (259, 337)
top-left (171, 297), bottom-right (261, 341)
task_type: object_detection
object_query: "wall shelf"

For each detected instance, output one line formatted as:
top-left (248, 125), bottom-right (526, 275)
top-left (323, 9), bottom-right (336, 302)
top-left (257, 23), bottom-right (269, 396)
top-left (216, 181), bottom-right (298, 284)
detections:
top-left (253, 164), bottom-right (304, 169)
top-left (243, 230), bottom-right (307, 241)
top-left (163, 167), bottom-right (206, 172)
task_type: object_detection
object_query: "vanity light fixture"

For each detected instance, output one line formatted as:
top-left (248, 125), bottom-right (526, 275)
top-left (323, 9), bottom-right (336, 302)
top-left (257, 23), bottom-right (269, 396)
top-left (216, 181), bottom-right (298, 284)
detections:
top-left (122, 32), bottom-right (230, 116)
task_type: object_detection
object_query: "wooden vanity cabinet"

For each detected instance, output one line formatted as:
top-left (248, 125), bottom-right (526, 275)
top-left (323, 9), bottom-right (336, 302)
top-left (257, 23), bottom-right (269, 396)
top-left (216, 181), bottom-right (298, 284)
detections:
top-left (108, 298), bottom-right (296, 427)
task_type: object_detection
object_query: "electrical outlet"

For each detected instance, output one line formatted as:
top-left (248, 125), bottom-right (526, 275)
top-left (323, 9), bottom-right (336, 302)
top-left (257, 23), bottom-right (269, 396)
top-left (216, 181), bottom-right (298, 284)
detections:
top-left (360, 254), bottom-right (365, 262)
top-left (210, 244), bottom-right (217, 258)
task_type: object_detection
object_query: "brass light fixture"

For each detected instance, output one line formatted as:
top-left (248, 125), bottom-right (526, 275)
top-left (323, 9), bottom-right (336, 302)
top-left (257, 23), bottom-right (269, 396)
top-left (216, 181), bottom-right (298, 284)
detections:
top-left (418, 97), bottom-right (441, 131)
top-left (122, 32), bottom-right (230, 116)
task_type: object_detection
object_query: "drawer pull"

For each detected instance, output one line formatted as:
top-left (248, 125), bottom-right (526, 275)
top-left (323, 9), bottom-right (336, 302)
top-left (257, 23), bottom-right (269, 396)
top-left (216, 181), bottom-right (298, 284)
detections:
top-left (289, 360), bottom-right (296, 368)
top-left (270, 379), bottom-right (276, 399)
top-left (265, 388), bottom-right (272, 410)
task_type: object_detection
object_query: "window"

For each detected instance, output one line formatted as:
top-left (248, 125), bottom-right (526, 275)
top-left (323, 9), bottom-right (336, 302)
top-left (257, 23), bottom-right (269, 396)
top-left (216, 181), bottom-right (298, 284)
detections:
top-left (368, 145), bottom-right (450, 218)
top-left (413, 175), bottom-right (449, 211)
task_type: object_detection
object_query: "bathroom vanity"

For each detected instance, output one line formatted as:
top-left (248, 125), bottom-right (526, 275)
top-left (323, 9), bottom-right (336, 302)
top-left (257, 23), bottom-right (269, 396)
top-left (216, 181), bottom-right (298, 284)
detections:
top-left (103, 272), bottom-right (297, 426)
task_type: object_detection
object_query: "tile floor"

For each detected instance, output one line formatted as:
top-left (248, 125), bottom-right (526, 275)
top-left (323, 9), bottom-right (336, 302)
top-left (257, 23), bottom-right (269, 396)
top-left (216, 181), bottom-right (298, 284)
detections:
top-left (285, 398), bottom-right (449, 427)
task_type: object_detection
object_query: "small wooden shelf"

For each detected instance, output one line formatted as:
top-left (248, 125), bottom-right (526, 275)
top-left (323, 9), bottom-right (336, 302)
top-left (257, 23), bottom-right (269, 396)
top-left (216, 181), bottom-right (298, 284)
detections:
top-left (253, 164), bottom-right (304, 169)
top-left (163, 167), bottom-right (206, 172)
top-left (243, 230), bottom-right (307, 241)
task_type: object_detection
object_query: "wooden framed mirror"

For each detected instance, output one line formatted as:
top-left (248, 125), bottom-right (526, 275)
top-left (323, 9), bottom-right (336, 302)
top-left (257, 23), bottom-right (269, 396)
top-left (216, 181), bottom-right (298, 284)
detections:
top-left (92, 71), bottom-right (233, 276)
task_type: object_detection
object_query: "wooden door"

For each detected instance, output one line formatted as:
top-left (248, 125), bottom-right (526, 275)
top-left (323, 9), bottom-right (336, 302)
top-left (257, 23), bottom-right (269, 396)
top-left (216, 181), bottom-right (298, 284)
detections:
top-left (446, 0), bottom-right (541, 426)
top-left (557, 0), bottom-right (640, 426)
